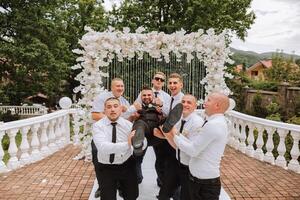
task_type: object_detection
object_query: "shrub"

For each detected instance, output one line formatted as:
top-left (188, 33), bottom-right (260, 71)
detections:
top-left (0, 111), bottom-right (20, 122)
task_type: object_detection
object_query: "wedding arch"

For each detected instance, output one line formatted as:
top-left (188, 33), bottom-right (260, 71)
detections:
top-left (71, 26), bottom-right (233, 159)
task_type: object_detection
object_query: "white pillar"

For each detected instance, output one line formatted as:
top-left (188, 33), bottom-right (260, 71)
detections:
top-left (55, 118), bottom-right (62, 149)
top-left (287, 130), bottom-right (300, 173)
top-left (238, 120), bottom-right (247, 153)
top-left (7, 128), bottom-right (21, 170)
top-left (30, 124), bottom-right (42, 162)
top-left (48, 120), bottom-right (58, 153)
top-left (264, 126), bottom-right (275, 165)
top-left (246, 123), bottom-right (255, 157)
top-left (40, 121), bottom-right (50, 157)
top-left (275, 128), bottom-right (288, 169)
top-left (0, 130), bottom-right (9, 173)
top-left (19, 126), bottom-right (31, 166)
top-left (233, 119), bottom-right (240, 150)
top-left (254, 125), bottom-right (264, 161)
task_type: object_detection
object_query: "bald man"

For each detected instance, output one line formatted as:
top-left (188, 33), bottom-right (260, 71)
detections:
top-left (166, 92), bottom-right (229, 200)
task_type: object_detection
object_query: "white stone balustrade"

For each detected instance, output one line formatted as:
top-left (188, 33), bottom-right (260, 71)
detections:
top-left (227, 110), bottom-right (300, 173)
top-left (0, 105), bottom-right (47, 116)
top-left (0, 109), bottom-right (75, 173)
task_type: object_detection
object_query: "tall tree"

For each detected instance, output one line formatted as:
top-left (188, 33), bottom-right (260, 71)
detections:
top-left (108, 0), bottom-right (255, 39)
top-left (0, 0), bottom-right (107, 105)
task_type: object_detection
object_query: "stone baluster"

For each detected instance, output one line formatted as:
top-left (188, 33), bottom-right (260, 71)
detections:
top-left (254, 125), bottom-right (264, 161)
top-left (54, 118), bottom-right (62, 149)
top-left (65, 115), bottom-right (71, 144)
top-left (246, 122), bottom-right (255, 157)
top-left (287, 130), bottom-right (300, 173)
top-left (30, 124), bottom-right (41, 162)
top-left (40, 121), bottom-right (50, 157)
top-left (226, 116), bottom-right (235, 146)
top-left (0, 130), bottom-right (9, 173)
top-left (233, 119), bottom-right (240, 150)
top-left (275, 128), bottom-right (288, 169)
top-left (264, 126), bottom-right (275, 165)
top-left (238, 119), bottom-right (247, 153)
top-left (19, 126), bottom-right (31, 166)
top-left (7, 128), bottom-right (20, 170)
top-left (48, 119), bottom-right (58, 153)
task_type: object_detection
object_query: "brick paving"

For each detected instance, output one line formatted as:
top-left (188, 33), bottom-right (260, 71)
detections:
top-left (0, 145), bottom-right (300, 200)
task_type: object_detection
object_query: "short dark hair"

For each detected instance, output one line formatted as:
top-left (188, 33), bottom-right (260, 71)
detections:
top-left (141, 85), bottom-right (152, 91)
top-left (104, 97), bottom-right (120, 106)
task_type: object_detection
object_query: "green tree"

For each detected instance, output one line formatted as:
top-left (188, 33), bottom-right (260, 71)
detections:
top-left (108, 0), bottom-right (255, 39)
top-left (0, 0), bottom-right (107, 105)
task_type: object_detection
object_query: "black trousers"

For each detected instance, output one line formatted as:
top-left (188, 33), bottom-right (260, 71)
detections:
top-left (158, 156), bottom-right (180, 200)
top-left (188, 175), bottom-right (221, 200)
top-left (179, 163), bottom-right (191, 200)
top-left (91, 140), bottom-right (101, 189)
top-left (98, 157), bottom-right (139, 200)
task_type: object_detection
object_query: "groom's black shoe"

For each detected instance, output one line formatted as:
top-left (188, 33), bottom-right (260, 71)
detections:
top-left (132, 124), bottom-right (145, 156)
top-left (94, 188), bottom-right (101, 198)
top-left (162, 103), bottom-right (183, 133)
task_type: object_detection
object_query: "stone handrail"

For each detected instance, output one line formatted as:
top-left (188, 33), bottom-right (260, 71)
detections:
top-left (226, 110), bottom-right (300, 173)
top-left (0, 109), bottom-right (77, 173)
top-left (0, 105), bottom-right (48, 116)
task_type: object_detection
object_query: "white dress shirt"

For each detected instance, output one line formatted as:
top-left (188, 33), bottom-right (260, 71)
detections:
top-left (175, 112), bottom-right (204, 166)
top-left (165, 91), bottom-right (184, 115)
top-left (92, 91), bottom-right (130, 113)
top-left (174, 114), bottom-right (228, 179)
top-left (92, 116), bottom-right (133, 164)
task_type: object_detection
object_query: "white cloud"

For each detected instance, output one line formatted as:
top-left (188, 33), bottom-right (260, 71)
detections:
top-left (231, 0), bottom-right (300, 55)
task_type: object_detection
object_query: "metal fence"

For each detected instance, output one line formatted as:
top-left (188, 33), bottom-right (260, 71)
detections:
top-left (104, 53), bottom-right (206, 104)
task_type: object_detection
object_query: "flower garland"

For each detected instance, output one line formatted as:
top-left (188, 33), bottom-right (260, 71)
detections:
top-left (71, 26), bottom-right (233, 160)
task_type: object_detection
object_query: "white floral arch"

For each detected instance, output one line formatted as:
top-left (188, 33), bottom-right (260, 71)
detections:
top-left (71, 26), bottom-right (233, 159)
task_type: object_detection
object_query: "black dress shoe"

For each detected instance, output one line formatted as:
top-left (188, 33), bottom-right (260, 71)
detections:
top-left (94, 188), bottom-right (101, 198)
top-left (132, 120), bottom-right (146, 156)
top-left (162, 103), bottom-right (183, 133)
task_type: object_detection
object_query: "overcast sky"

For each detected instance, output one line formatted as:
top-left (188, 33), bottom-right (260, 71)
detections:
top-left (104, 0), bottom-right (300, 55)
top-left (230, 0), bottom-right (300, 55)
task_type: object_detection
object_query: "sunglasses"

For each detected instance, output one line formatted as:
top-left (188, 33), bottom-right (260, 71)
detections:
top-left (154, 77), bottom-right (165, 82)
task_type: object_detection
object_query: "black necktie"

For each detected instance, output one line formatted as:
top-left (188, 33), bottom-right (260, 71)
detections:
top-left (169, 97), bottom-right (174, 113)
top-left (202, 120), bottom-right (208, 127)
top-left (154, 91), bottom-right (159, 98)
top-left (109, 122), bottom-right (117, 163)
top-left (178, 120), bottom-right (186, 163)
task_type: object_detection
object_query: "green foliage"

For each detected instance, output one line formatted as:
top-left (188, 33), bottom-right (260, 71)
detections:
top-left (109, 0), bottom-right (255, 39)
top-left (264, 51), bottom-right (299, 84)
top-left (0, 0), bottom-right (107, 106)
top-left (0, 111), bottom-right (20, 122)
top-left (248, 80), bottom-right (278, 91)
top-left (287, 116), bottom-right (300, 125)
top-left (251, 92), bottom-right (268, 118)
top-left (1, 132), bottom-right (22, 164)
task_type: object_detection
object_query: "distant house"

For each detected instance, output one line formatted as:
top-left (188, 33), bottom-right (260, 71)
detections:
top-left (246, 59), bottom-right (272, 80)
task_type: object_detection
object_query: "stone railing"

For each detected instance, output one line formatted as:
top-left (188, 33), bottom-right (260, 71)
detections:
top-left (0, 105), bottom-right (48, 116)
top-left (226, 110), bottom-right (300, 173)
top-left (0, 109), bottom-right (77, 173)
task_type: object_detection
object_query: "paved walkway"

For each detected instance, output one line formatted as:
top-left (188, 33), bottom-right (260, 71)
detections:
top-left (0, 144), bottom-right (300, 200)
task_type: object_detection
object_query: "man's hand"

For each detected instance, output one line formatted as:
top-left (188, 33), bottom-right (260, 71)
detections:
top-left (121, 105), bottom-right (128, 112)
top-left (133, 101), bottom-right (142, 111)
top-left (153, 128), bottom-right (165, 139)
top-left (128, 130), bottom-right (136, 146)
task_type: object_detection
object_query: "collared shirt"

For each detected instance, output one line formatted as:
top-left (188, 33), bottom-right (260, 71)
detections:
top-left (91, 91), bottom-right (130, 113)
top-left (174, 112), bottom-right (204, 166)
top-left (92, 116), bottom-right (133, 164)
top-left (164, 91), bottom-right (184, 116)
top-left (174, 114), bottom-right (228, 179)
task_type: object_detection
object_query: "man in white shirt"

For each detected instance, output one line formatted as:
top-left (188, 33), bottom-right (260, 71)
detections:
top-left (92, 97), bottom-right (138, 200)
top-left (91, 78), bottom-right (130, 198)
top-left (156, 72), bottom-right (184, 200)
top-left (161, 94), bottom-right (204, 200)
top-left (168, 92), bottom-right (229, 200)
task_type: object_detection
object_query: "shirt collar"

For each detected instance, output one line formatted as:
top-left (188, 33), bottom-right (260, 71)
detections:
top-left (172, 91), bottom-right (183, 100)
top-left (182, 111), bottom-right (196, 122)
top-left (103, 116), bottom-right (123, 126)
top-left (207, 113), bottom-right (224, 121)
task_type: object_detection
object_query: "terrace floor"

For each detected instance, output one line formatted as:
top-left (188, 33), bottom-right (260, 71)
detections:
top-left (0, 144), bottom-right (300, 200)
